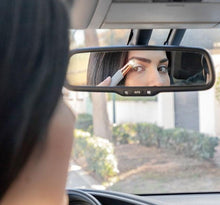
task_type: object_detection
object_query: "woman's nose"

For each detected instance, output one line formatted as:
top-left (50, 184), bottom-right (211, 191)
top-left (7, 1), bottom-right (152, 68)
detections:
top-left (146, 68), bottom-right (164, 86)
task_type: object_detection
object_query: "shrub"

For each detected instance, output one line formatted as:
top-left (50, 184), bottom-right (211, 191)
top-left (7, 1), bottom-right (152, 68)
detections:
top-left (86, 125), bottom-right (94, 135)
top-left (112, 123), bottom-right (137, 145)
top-left (215, 71), bottom-right (220, 103)
top-left (74, 130), bottom-right (119, 179)
top-left (155, 127), bottom-right (219, 159)
top-left (135, 123), bottom-right (163, 148)
top-left (75, 113), bottom-right (93, 130)
top-left (201, 136), bottom-right (219, 159)
top-left (73, 130), bottom-right (90, 158)
top-left (164, 128), bottom-right (191, 154)
top-left (112, 123), bottom-right (219, 159)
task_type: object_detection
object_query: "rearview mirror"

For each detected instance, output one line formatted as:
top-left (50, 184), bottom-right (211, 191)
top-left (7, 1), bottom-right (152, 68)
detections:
top-left (65, 46), bottom-right (215, 96)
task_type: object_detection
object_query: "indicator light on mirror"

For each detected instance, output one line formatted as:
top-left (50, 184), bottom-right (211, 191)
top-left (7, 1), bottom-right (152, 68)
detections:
top-left (124, 91), bottom-right (129, 95)
top-left (133, 90), bottom-right (142, 95)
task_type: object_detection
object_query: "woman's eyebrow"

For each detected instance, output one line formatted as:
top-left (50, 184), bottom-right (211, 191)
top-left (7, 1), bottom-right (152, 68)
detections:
top-left (160, 58), bottom-right (168, 63)
top-left (128, 57), bottom-right (168, 64)
top-left (128, 57), bottom-right (151, 64)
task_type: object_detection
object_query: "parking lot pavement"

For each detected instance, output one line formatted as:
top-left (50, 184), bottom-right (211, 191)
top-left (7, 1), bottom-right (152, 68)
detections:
top-left (66, 161), bottom-right (105, 190)
top-left (214, 144), bottom-right (220, 167)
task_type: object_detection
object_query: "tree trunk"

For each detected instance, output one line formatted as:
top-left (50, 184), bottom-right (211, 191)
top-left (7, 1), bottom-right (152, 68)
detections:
top-left (84, 30), bottom-right (112, 141)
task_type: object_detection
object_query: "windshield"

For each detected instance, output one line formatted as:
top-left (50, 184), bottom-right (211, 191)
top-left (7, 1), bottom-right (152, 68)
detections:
top-left (65, 29), bottom-right (220, 194)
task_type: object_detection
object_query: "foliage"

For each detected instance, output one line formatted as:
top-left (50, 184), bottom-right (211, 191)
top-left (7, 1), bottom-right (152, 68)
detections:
top-left (107, 93), bottom-right (157, 102)
top-left (112, 123), bottom-right (137, 145)
top-left (74, 130), bottom-right (119, 179)
top-left (86, 125), bottom-right (94, 135)
top-left (135, 123), bottom-right (163, 148)
top-left (75, 113), bottom-right (93, 130)
top-left (163, 128), bottom-right (219, 159)
top-left (113, 123), bottom-right (219, 160)
top-left (216, 71), bottom-right (220, 103)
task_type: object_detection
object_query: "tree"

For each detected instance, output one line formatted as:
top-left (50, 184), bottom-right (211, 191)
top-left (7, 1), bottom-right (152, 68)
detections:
top-left (84, 30), bottom-right (112, 141)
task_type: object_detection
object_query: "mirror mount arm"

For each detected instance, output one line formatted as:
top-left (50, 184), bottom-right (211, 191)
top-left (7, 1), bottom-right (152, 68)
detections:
top-left (164, 29), bottom-right (174, 45)
top-left (135, 29), bottom-right (153, 45)
top-left (127, 29), bottom-right (153, 46)
top-left (127, 29), bottom-right (134, 45)
top-left (169, 29), bottom-right (186, 45)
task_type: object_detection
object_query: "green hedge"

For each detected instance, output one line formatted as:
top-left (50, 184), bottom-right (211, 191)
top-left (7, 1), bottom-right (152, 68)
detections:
top-left (113, 123), bottom-right (219, 159)
top-left (162, 128), bottom-right (219, 159)
top-left (74, 130), bottom-right (119, 179)
top-left (216, 72), bottom-right (220, 103)
top-left (112, 123), bottom-right (137, 145)
top-left (135, 123), bottom-right (163, 148)
top-left (107, 94), bottom-right (157, 102)
top-left (75, 113), bottom-right (93, 130)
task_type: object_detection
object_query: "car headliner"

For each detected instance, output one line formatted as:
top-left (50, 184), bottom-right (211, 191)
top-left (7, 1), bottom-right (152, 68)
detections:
top-left (64, 0), bottom-right (220, 29)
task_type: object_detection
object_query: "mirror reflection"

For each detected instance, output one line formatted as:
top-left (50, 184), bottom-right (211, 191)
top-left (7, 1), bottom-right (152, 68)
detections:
top-left (67, 50), bottom-right (209, 87)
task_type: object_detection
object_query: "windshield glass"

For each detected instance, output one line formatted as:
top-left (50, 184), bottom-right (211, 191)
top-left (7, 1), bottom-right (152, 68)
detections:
top-left (65, 29), bottom-right (220, 194)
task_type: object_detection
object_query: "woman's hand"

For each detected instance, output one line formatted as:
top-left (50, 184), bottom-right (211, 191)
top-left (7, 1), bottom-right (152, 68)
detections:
top-left (98, 76), bottom-right (111, 86)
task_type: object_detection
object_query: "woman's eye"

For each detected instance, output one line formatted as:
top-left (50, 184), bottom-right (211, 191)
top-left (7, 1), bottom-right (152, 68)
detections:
top-left (132, 65), bottom-right (145, 72)
top-left (158, 65), bottom-right (168, 73)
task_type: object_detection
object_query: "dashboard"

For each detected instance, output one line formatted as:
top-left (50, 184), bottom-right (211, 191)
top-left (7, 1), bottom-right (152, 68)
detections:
top-left (68, 189), bottom-right (220, 205)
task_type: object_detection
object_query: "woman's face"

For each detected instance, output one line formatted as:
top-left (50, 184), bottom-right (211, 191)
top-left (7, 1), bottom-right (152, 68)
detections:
top-left (125, 50), bottom-right (170, 86)
top-left (2, 99), bottom-right (75, 205)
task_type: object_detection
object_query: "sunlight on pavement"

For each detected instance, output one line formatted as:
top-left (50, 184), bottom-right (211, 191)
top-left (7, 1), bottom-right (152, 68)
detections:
top-left (91, 185), bottom-right (106, 190)
top-left (69, 164), bottom-right (81, 171)
top-left (66, 161), bottom-right (106, 190)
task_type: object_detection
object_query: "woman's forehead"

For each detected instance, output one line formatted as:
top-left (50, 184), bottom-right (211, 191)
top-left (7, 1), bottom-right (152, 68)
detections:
top-left (128, 50), bottom-right (166, 60)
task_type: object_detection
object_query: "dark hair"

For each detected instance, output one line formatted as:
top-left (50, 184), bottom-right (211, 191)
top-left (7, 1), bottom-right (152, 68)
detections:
top-left (87, 52), bottom-right (128, 85)
top-left (166, 51), bottom-right (173, 84)
top-left (0, 0), bottom-right (69, 198)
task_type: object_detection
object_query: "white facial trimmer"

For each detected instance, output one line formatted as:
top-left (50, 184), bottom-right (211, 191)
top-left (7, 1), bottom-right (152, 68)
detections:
top-left (110, 60), bottom-right (137, 86)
